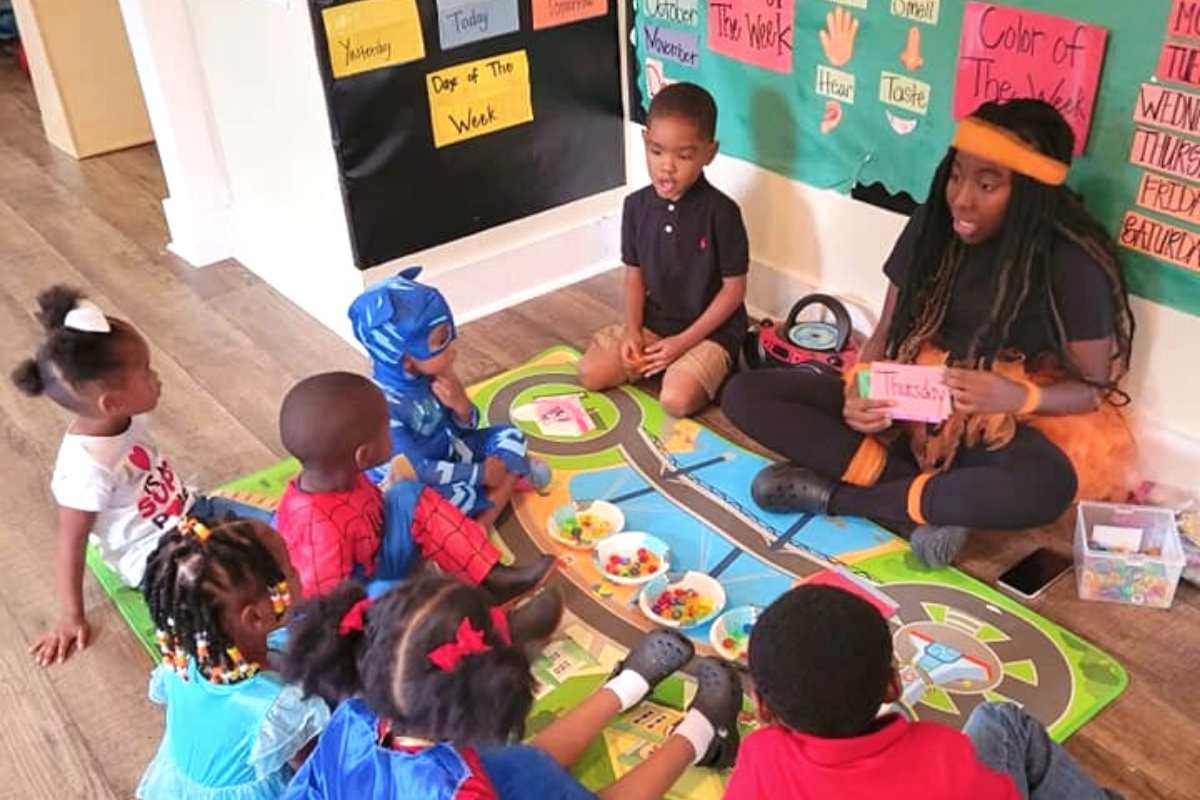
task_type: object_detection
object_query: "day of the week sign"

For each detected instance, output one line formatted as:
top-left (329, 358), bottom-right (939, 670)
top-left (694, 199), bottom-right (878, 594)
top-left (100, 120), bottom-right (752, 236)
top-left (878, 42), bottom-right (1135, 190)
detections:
top-left (953, 2), bottom-right (1107, 154)
top-left (642, 24), bottom-right (700, 67)
top-left (1129, 127), bottom-right (1200, 183)
top-left (322, 0), bottom-right (426, 79)
top-left (644, 0), bottom-right (700, 27)
top-left (426, 50), bottom-right (534, 148)
top-left (880, 70), bottom-right (930, 115)
top-left (708, 0), bottom-right (794, 74)
top-left (436, 0), bottom-right (519, 50)
top-left (1158, 41), bottom-right (1200, 88)
top-left (1120, 210), bottom-right (1200, 273)
top-left (816, 64), bottom-right (856, 103)
top-left (1134, 83), bottom-right (1200, 139)
top-left (890, 0), bottom-right (938, 25)
top-left (1169, 0), bottom-right (1200, 42)
top-left (1136, 172), bottom-right (1200, 228)
top-left (532, 0), bottom-right (608, 30)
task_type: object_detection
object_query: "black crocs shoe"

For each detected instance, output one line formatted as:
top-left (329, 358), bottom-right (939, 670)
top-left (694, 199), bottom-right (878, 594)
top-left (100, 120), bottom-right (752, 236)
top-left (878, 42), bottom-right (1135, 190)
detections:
top-left (482, 554), bottom-right (558, 606)
top-left (610, 628), bottom-right (695, 689)
top-left (751, 463), bottom-right (836, 515)
top-left (687, 657), bottom-right (744, 769)
top-left (507, 587), bottom-right (565, 655)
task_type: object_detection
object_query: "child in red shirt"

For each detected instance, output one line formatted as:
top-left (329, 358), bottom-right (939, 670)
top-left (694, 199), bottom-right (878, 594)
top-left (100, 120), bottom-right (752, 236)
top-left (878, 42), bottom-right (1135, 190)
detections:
top-left (725, 585), bottom-right (1122, 800)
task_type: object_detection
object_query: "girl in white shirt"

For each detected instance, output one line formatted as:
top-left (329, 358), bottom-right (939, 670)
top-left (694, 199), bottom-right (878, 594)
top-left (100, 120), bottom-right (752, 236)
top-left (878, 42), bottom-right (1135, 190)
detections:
top-left (13, 285), bottom-right (268, 667)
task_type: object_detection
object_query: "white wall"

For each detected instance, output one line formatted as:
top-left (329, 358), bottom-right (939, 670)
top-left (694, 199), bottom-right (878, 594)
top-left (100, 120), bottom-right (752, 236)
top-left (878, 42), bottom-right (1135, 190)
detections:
top-left (183, 0), bottom-right (362, 340)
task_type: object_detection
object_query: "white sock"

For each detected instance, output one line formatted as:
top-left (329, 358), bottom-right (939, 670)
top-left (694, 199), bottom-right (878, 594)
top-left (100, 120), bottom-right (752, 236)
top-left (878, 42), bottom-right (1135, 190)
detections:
top-left (604, 669), bottom-right (651, 712)
top-left (674, 709), bottom-right (716, 765)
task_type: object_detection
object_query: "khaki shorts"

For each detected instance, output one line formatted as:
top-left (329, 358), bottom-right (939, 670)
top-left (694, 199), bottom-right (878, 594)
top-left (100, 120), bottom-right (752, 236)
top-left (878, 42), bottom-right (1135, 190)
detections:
top-left (591, 324), bottom-right (732, 400)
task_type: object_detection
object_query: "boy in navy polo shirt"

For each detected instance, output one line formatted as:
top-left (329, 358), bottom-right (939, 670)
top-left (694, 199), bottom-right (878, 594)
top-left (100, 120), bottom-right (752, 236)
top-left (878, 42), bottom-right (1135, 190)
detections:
top-left (726, 585), bottom-right (1123, 800)
top-left (578, 83), bottom-right (748, 418)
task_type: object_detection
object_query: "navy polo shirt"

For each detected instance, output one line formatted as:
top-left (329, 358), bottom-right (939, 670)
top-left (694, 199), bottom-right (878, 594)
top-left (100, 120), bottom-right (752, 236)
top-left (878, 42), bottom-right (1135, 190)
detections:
top-left (621, 174), bottom-right (750, 360)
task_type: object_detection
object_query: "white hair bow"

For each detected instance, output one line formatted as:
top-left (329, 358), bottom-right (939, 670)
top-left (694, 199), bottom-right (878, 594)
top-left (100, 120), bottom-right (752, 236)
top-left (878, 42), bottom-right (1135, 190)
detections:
top-left (63, 300), bottom-right (112, 334)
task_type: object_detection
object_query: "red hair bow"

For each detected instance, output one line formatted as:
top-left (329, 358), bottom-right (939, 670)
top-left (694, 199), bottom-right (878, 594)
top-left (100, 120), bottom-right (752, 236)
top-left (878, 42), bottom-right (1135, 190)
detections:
top-left (428, 609), bottom-right (510, 672)
top-left (339, 598), bottom-right (373, 636)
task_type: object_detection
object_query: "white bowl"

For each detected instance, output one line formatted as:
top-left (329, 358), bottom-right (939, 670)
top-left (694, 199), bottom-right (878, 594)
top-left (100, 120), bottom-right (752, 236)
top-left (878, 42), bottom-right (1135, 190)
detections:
top-left (593, 532), bottom-right (671, 586)
top-left (546, 500), bottom-right (625, 550)
top-left (639, 571), bottom-right (726, 629)
top-left (709, 605), bottom-right (761, 663)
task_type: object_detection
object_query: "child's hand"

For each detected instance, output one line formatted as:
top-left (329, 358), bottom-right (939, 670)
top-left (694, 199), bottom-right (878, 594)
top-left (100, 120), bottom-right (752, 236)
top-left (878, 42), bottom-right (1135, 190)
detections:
top-left (944, 368), bottom-right (1026, 415)
top-left (30, 614), bottom-right (90, 666)
top-left (620, 333), bottom-right (645, 372)
top-left (843, 376), bottom-right (894, 434)
top-left (483, 455), bottom-right (509, 487)
top-left (432, 373), bottom-right (473, 421)
top-left (641, 335), bottom-right (687, 378)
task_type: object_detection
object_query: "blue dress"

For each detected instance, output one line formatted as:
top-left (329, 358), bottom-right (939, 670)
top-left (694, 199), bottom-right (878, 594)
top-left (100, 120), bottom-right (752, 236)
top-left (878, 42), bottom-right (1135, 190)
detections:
top-left (137, 662), bottom-right (330, 800)
top-left (282, 698), bottom-right (598, 800)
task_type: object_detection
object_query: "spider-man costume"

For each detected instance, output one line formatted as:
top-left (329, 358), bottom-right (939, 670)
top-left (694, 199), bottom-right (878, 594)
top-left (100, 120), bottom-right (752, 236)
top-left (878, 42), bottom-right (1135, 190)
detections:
top-left (348, 267), bottom-right (534, 516)
top-left (276, 476), bottom-right (499, 597)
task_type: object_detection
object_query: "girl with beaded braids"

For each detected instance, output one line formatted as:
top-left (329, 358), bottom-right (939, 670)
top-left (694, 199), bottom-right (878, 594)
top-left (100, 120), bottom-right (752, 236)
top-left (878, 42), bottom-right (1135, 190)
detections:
top-left (12, 285), bottom-right (272, 667)
top-left (280, 572), bottom-right (744, 800)
top-left (136, 516), bottom-right (329, 800)
top-left (723, 99), bottom-right (1136, 567)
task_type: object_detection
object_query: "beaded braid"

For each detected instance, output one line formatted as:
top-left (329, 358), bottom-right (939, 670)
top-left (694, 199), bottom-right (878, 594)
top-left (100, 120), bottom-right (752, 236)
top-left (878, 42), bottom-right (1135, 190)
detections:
top-left (143, 517), bottom-right (291, 685)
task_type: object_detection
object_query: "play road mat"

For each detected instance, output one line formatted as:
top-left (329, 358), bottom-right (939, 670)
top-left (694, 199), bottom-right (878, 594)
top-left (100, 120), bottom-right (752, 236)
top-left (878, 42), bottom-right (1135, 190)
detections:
top-left (88, 347), bottom-right (1126, 799)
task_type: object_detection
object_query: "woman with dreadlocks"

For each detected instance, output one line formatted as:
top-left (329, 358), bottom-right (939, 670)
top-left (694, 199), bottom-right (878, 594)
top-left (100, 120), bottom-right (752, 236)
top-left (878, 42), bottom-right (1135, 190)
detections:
top-left (137, 517), bottom-right (330, 800)
top-left (723, 99), bottom-right (1136, 567)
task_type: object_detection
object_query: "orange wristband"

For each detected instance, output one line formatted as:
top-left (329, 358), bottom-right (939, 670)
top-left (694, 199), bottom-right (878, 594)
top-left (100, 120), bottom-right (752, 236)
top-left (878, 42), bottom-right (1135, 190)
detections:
top-left (1018, 380), bottom-right (1041, 415)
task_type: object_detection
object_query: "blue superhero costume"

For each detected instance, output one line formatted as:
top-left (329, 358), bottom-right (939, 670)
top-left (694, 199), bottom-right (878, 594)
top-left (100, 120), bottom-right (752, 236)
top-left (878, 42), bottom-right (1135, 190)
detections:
top-left (349, 268), bottom-right (534, 516)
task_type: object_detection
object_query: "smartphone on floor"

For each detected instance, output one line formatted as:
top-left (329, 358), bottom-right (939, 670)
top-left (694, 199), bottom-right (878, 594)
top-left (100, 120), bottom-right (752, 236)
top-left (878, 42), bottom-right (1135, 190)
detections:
top-left (997, 548), bottom-right (1072, 600)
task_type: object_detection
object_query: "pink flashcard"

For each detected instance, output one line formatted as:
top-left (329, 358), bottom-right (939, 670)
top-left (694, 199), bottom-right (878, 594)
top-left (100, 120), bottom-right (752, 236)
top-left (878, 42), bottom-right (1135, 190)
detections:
top-left (868, 362), bottom-right (951, 424)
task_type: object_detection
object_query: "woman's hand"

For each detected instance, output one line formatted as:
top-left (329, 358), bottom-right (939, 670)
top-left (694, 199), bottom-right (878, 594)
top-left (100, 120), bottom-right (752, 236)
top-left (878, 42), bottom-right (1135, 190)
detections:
top-left (944, 368), bottom-right (1028, 415)
top-left (843, 375), bottom-right (895, 434)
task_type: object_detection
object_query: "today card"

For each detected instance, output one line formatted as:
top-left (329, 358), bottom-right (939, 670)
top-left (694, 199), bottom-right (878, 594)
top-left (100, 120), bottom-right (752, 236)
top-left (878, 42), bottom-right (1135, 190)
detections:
top-left (867, 362), bottom-right (951, 424)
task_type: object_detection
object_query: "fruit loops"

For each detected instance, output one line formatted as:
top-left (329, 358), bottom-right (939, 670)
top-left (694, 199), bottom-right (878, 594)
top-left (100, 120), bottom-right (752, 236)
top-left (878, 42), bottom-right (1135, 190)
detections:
top-left (560, 511), bottom-right (613, 544)
top-left (604, 548), bottom-right (662, 579)
top-left (720, 622), bottom-right (754, 661)
top-left (651, 587), bottom-right (714, 625)
top-left (1079, 560), bottom-right (1174, 607)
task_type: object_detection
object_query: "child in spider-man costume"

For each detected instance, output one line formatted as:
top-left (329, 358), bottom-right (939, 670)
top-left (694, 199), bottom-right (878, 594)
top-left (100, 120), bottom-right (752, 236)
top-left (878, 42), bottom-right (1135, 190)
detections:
top-left (348, 267), bottom-right (549, 529)
top-left (274, 371), bottom-right (555, 605)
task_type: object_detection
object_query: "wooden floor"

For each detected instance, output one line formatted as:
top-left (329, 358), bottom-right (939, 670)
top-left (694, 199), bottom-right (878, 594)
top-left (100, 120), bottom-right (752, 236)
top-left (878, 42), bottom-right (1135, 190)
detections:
top-left (1, 52), bottom-right (1197, 799)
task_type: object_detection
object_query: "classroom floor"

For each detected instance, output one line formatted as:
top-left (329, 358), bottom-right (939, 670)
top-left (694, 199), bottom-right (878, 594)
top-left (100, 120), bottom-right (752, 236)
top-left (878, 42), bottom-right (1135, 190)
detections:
top-left (1, 52), bottom-right (1197, 800)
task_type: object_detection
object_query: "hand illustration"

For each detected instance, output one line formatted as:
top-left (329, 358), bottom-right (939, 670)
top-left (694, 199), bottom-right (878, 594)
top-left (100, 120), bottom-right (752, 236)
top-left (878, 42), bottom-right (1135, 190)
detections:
top-left (900, 25), bottom-right (924, 72)
top-left (819, 7), bottom-right (859, 68)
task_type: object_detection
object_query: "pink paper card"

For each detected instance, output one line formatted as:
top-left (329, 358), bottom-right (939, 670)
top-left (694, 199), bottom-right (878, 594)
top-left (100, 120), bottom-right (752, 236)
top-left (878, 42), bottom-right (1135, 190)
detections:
top-left (868, 363), bottom-right (951, 423)
top-left (804, 568), bottom-right (898, 619)
top-left (707, 0), bottom-right (794, 74)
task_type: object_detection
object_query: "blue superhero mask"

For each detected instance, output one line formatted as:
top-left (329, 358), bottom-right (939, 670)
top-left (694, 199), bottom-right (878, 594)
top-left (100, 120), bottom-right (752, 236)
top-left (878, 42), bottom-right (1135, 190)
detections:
top-left (348, 267), bottom-right (458, 370)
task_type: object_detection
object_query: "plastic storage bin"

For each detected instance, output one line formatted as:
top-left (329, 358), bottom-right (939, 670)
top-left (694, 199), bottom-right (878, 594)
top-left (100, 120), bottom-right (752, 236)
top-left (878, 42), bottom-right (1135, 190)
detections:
top-left (1074, 501), bottom-right (1185, 609)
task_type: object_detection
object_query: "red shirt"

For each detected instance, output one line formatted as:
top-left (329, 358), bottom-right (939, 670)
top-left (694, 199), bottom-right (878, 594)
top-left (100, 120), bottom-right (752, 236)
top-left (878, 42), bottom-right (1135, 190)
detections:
top-left (724, 715), bottom-right (1021, 800)
top-left (276, 474), bottom-right (382, 596)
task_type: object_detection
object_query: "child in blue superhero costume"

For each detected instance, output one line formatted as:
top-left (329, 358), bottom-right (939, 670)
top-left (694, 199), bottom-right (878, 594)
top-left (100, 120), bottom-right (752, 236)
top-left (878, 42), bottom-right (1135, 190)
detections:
top-left (349, 268), bottom-right (549, 528)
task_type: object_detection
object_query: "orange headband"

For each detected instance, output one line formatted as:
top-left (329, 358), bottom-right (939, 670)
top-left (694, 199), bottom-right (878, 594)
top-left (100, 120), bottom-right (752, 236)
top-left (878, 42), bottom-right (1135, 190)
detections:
top-left (951, 116), bottom-right (1069, 187)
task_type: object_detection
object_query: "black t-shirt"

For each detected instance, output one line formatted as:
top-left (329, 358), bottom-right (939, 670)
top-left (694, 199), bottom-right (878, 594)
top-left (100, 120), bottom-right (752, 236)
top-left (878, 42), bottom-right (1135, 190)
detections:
top-left (621, 174), bottom-right (750, 360)
top-left (882, 209), bottom-right (1115, 359)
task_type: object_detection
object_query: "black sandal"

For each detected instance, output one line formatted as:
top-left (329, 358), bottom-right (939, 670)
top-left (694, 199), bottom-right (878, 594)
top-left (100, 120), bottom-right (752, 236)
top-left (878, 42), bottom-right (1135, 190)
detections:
top-left (688, 657), bottom-right (745, 769)
top-left (751, 463), bottom-right (836, 515)
top-left (611, 628), bottom-right (695, 688)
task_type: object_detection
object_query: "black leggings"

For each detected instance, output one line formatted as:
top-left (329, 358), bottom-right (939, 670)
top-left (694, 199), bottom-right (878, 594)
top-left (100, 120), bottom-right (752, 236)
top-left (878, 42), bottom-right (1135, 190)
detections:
top-left (721, 369), bottom-right (1078, 529)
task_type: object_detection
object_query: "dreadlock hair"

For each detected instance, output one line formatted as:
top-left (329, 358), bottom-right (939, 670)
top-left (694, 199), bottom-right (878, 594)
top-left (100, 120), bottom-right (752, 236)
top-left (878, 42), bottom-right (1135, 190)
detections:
top-left (11, 284), bottom-right (141, 411)
top-left (283, 570), bottom-right (534, 747)
top-left (142, 517), bottom-right (290, 684)
top-left (885, 99), bottom-right (1135, 401)
top-left (749, 585), bottom-right (893, 739)
top-left (648, 82), bottom-right (718, 141)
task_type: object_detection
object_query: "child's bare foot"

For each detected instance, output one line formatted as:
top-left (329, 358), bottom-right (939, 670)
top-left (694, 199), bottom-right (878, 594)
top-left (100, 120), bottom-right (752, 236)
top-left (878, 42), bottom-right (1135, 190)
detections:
top-left (481, 554), bottom-right (558, 605)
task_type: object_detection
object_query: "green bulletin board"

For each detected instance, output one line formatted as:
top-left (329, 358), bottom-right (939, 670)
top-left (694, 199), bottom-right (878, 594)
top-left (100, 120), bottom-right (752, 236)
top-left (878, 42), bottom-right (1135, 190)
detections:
top-left (631, 0), bottom-right (1200, 316)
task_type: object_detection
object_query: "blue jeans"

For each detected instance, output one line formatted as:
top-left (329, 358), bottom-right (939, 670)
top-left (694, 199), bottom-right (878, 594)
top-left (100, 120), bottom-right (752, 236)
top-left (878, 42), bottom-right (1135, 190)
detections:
top-left (964, 703), bottom-right (1123, 800)
top-left (189, 494), bottom-right (276, 525)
